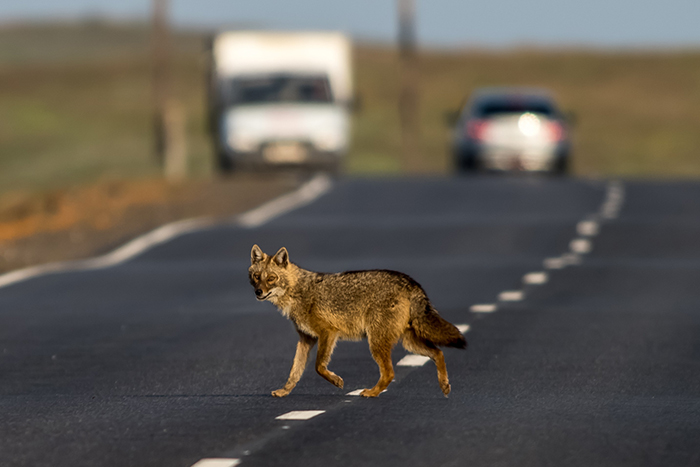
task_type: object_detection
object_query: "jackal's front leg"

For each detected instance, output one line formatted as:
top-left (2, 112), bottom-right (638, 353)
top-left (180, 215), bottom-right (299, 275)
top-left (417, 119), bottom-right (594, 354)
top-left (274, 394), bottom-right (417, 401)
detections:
top-left (361, 336), bottom-right (395, 397)
top-left (272, 332), bottom-right (316, 397)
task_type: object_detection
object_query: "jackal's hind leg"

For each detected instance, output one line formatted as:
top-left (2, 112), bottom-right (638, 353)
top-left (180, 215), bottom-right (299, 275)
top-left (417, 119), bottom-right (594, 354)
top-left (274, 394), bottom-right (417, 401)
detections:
top-left (402, 329), bottom-right (451, 396)
top-left (315, 332), bottom-right (344, 389)
top-left (361, 335), bottom-right (396, 398)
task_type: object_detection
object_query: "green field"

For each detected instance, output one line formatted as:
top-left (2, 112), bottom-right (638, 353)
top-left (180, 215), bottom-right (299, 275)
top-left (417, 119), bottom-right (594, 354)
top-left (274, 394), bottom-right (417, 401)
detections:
top-left (1, 22), bottom-right (699, 195)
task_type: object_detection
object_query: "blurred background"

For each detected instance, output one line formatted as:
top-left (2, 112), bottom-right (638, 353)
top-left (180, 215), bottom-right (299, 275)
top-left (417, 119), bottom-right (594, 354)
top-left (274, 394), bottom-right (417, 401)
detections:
top-left (1, 0), bottom-right (699, 271)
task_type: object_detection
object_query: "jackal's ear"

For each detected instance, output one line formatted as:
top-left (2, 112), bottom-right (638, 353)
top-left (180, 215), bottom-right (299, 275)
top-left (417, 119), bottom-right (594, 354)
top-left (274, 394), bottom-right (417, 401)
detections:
top-left (272, 247), bottom-right (289, 268)
top-left (251, 244), bottom-right (265, 264)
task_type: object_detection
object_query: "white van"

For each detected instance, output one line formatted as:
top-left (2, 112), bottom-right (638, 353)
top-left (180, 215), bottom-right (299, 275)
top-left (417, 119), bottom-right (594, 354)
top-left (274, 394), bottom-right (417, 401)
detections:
top-left (208, 32), bottom-right (353, 173)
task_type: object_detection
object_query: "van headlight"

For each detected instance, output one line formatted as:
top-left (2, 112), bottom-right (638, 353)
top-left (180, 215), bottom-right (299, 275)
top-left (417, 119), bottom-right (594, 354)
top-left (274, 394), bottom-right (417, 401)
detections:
top-left (315, 134), bottom-right (345, 152)
top-left (227, 131), bottom-right (258, 152)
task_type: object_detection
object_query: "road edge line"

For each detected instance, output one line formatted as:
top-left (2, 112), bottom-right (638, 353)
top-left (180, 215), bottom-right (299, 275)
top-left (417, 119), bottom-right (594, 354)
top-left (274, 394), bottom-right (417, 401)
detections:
top-left (237, 173), bottom-right (332, 227)
top-left (0, 174), bottom-right (333, 290)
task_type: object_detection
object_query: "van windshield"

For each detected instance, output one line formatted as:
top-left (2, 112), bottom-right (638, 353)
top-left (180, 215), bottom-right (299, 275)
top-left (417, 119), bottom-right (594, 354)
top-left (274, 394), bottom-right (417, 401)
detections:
top-left (224, 74), bottom-right (333, 105)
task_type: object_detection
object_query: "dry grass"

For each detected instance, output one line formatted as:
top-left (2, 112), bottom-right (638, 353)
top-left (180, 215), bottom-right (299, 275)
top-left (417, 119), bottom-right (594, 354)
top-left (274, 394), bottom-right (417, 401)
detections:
top-left (0, 179), bottom-right (176, 242)
top-left (0, 174), bottom-right (299, 273)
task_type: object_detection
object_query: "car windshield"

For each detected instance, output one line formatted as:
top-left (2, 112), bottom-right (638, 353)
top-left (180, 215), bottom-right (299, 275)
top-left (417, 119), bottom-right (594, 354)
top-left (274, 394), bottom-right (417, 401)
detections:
top-left (224, 74), bottom-right (333, 105)
top-left (474, 98), bottom-right (556, 118)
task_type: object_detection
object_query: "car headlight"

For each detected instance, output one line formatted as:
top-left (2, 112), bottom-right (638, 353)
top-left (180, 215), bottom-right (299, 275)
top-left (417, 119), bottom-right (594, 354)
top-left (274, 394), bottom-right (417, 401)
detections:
top-left (518, 113), bottom-right (542, 137)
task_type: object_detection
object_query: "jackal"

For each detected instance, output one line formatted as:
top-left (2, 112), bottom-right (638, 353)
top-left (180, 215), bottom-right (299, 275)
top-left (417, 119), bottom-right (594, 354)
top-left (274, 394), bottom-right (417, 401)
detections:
top-left (248, 245), bottom-right (467, 398)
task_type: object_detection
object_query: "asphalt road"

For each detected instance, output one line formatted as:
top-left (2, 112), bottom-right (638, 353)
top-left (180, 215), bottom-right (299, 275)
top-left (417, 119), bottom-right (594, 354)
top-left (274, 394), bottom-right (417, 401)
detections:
top-left (1, 176), bottom-right (699, 467)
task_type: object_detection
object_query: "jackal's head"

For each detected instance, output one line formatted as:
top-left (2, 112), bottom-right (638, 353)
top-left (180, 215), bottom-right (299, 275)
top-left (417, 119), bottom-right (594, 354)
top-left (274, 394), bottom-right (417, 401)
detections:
top-left (249, 244), bottom-right (292, 303)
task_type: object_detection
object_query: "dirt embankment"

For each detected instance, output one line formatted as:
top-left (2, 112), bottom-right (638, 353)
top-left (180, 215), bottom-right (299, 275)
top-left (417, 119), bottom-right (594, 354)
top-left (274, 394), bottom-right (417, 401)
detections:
top-left (0, 174), bottom-right (300, 274)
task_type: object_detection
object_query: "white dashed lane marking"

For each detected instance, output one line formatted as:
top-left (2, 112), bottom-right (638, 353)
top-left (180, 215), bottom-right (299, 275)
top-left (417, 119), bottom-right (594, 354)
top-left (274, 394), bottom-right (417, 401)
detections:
top-left (346, 389), bottom-right (387, 396)
top-left (543, 257), bottom-right (567, 269)
top-left (397, 355), bottom-right (431, 367)
top-left (570, 238), bottom-right (592, 254)
top-left (498, 290), bottom-right (524, 302)
top-left (523, 272), bottom-right (548, 285)
top-left (390, 325), bottom-right (470, 372)
top-left (561, 252), bottom-right (582, 265)
top-left (275, 410), bottom-right (326, 421)
top-left (470, 303), bottom-right (497, 313)
top-left (190, 459), bottom-right (240, 467)
top-left (194, 180), bottom-right (627, 466)
top-left (316, 182), bottom-right (625, 463)
top-left (545, 252), bottom-right (582, 269)
top-left (577, 220), bottom-right (599, 236)
top-left (600, 181), bottom-right (625, 219)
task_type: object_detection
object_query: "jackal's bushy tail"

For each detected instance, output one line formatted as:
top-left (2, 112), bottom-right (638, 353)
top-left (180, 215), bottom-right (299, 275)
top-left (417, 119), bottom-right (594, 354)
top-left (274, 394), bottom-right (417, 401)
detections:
top-left (410, 297), bottom-right (467, 349)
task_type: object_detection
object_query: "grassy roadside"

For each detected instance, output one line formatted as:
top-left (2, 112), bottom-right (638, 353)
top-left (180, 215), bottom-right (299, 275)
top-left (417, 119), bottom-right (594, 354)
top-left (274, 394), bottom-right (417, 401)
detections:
top-left (350, 47), bottom-right (700, 176)
top-left (2, 22), bottom-right (700, 195)
top-left (0, 23), bottom-right (213, 195)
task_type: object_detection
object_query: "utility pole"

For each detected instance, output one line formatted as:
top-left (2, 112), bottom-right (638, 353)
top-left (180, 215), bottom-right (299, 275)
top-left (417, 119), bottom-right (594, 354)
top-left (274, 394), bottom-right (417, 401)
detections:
top-left (152, 0), bottom-right (187, 180)
top-left (398, 0), bottom-right (421, 172)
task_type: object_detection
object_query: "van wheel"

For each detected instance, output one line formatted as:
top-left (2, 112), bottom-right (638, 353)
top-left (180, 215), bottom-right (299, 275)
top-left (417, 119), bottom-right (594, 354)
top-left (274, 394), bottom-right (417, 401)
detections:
top-left (217, 152), bottom-right (235, 173)
top-left (324, 161), bottom-right (343, 178)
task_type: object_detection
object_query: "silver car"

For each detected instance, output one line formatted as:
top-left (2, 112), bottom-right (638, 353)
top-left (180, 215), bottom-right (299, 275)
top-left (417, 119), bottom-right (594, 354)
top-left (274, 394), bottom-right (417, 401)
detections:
top-left (451, 88), bottom-right (572, 174)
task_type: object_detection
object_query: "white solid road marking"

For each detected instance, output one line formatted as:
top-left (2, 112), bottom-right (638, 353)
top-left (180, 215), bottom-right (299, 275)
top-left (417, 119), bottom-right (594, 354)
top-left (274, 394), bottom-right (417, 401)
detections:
top-left (470, 303), bottom-right (497, 313)
top-left (577, 220), bottom-right (599, 237)
top-left (238, 174), bottom-right (332, 228)
top-left (275, 410), bottom-right (326, 421)
top-left (397, 354), bottom-right (431, 367)
top-left (498, 290), bottom-right (524, 302)
top-left (0, 216), bottom-right (213, 289)
top-left (570, 238), bottom-right (592, 254)
top-left (190, 459), bottom-right (240, 467)
top-left (86, 217), bottom-right (216, 269)
top-left (0, 174), bottom-right (333, 290)
top-left (455, 324), bottom-right (470, 333)
top-left (523, 272), bottom-right (548, 285)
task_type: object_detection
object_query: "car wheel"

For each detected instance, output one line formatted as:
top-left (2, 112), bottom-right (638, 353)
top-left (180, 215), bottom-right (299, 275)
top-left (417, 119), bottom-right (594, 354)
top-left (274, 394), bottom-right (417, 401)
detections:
top-left (553, 155), bottom-right (569, 175)
top-left (456, 153), bottom-right (478, 173)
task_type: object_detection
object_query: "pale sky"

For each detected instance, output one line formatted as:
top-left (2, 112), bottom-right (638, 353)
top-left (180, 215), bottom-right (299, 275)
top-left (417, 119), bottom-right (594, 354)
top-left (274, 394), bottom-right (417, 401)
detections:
top-left (2, 0), bottom-right (699, 48)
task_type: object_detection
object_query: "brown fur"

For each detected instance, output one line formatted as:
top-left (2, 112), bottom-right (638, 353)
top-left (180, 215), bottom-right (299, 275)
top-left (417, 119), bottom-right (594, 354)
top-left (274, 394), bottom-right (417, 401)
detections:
top-left (248, 244), bottom-right (467, 398)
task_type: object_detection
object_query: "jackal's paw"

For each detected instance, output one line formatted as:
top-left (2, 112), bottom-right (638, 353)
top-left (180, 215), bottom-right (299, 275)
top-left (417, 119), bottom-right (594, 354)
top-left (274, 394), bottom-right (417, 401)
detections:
top-left (271, 388), bottom-right (290, 398)
top-left (330, 375), bottom-right (344, 389)
top-left (440, 381), bottom-right (451, 397)
top-left (360, 388), bottom-right (381, 398)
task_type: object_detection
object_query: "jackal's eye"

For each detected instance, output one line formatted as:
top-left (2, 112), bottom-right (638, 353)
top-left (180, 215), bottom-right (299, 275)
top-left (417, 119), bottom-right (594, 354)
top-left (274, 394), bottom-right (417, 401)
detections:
top-left (267, 274), bottom-right (277, 283)
top-left (252, 273), bottom-right (260, 281)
